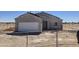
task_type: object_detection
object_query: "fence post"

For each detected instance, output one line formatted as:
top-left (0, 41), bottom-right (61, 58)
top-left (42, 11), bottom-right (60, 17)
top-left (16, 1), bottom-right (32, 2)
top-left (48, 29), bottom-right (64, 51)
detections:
top-left (56, 30), bottom-right (58, 47)
top-left (7, 23), bottom-right (8, 29)
top-left (26, 33), bottom-right (28, 47)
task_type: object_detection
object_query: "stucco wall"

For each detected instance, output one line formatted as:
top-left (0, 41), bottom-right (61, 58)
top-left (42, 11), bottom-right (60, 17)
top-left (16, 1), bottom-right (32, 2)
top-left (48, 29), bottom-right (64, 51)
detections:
top-left (36, 13), bottom-right (63, 30)
top-left (15, 12), bottom-right (63, 32)
top-left (15, 14), bottom-right (42, 32)
top-left (48, 17), bottom-right (62, 30)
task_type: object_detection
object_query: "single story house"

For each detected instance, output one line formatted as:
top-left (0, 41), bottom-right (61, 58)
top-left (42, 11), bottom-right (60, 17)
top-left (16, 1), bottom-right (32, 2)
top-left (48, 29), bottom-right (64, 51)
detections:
top-left (15, 12), bottom-right (63, 33)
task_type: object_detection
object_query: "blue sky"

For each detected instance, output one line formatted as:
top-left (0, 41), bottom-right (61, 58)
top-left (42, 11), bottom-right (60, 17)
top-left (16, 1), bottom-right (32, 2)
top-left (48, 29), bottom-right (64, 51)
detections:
top-left (0, 11), bottom-right (79, 22)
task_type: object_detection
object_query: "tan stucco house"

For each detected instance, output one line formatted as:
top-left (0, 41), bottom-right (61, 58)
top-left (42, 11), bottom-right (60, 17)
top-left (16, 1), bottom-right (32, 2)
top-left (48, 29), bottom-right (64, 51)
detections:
top-left (15, 12), bottom-right (63, 33)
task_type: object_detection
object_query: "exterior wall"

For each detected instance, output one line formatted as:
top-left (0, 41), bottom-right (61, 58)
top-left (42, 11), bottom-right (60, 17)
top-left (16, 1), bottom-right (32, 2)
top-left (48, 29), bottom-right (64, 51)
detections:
top-left (15, 14), bottom-right (42, 32)
top-left (15, 18), bottom-right (18, 32)
top-left (36, 13), bottom-right (63, 30)
top-left (48, 17), bottom-right (62, 30)
top-left (15, 12), bottom-right (63, 32)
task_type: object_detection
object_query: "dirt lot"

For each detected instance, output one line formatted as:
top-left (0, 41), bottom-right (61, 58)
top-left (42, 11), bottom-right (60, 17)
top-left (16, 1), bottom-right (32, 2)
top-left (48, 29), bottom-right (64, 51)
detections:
top-left (63, 23), bottom-right (79, 30)
top-left (0, 23), bottom-right (79, 47)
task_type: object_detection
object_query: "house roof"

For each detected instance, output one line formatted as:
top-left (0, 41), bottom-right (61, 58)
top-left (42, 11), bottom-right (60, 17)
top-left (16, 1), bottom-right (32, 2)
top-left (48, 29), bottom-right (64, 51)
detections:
top-left (15, 12), bottom-right (62, 21)
top-left (27, 12), bottom-right (40, 17)
top-left (15, 12), bottom-right (41, 19)
top-left (36, 12), bottom-right (62, 21)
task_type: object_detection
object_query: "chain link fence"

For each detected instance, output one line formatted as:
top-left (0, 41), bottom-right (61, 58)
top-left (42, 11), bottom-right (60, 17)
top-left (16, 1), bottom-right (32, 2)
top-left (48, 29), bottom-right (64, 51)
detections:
top-left (0, 23), bottom-right (79, 47)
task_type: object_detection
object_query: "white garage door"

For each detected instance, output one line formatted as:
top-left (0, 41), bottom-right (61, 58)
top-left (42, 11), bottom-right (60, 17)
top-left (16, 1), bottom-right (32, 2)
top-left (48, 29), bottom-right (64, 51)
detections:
top-left (18, 22), bottom-right (39, 32)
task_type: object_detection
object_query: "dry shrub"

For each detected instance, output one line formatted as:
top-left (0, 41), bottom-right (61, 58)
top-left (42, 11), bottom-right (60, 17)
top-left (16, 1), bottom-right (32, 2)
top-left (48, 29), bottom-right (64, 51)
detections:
top-left (3, 27), bottom-right (15, 31)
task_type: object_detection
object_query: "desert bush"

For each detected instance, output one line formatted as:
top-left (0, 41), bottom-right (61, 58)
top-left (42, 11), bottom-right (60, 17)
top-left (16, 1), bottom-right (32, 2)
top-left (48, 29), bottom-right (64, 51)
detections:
top-left (3, 27), bottom-right (15, 31)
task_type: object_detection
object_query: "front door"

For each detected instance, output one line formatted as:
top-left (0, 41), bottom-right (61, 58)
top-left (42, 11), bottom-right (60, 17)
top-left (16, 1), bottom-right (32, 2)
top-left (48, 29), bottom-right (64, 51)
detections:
top-left (43, 21), bottom-right (48, 30)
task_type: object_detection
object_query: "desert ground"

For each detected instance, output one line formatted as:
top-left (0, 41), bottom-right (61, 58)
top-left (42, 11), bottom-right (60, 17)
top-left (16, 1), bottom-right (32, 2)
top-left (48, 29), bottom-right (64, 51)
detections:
top-left (0, 23), bottom-right (79, 47)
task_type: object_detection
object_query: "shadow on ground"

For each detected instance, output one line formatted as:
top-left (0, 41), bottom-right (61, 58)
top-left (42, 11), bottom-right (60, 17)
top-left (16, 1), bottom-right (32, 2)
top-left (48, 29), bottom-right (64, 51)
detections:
top-left (6, 30), bottom-right (57, 36)
top-left (6, 32), bottom-right (41, 36)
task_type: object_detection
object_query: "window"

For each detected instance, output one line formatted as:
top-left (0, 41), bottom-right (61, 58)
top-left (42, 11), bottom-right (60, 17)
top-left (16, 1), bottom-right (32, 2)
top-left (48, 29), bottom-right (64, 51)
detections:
top-left (54, 22), bottom-right (57, 26)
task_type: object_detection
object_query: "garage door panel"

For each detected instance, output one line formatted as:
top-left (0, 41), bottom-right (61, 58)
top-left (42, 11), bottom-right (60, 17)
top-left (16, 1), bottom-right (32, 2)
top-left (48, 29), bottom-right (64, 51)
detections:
top-left (18, 22), bottom-right (39, 32)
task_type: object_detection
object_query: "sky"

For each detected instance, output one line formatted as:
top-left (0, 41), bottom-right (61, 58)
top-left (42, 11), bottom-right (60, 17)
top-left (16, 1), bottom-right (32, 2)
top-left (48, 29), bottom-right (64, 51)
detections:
top-left (0, 11), bottom-right (79, 22)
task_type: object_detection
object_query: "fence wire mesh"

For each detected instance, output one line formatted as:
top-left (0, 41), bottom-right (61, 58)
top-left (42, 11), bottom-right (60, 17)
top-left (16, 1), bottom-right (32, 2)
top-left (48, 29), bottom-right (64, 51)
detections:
top-left (0, 23), bottom-right (79, 47)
